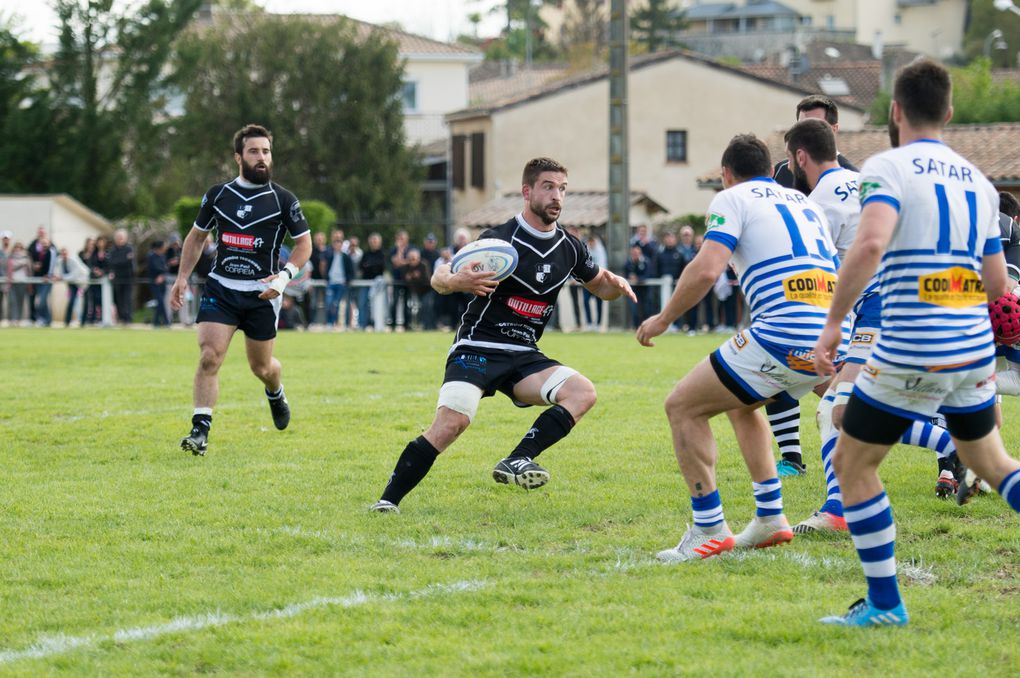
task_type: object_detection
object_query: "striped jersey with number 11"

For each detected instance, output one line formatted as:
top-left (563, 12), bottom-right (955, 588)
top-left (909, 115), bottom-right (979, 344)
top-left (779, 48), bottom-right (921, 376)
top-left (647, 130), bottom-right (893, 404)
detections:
top-left (858, 139), bottom-right (1001, 370)
top-left (704, 176), bottom-right (840, 372)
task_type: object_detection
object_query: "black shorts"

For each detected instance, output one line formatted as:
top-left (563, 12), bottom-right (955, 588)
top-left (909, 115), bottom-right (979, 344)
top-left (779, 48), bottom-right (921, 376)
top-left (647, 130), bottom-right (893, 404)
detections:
top-left (443, 347), bottom-right (561, 406)
top-left (196, 277), bottom-right (281, 341)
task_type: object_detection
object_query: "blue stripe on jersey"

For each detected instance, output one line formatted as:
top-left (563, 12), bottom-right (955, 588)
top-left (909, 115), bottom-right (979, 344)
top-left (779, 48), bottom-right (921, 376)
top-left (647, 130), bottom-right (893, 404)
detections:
top-left (863, 195), bottom-right (901, 211)
top-left (984, 236), bottom-right (1003, 255)
top-left (705, 230), bottom-right (738, 251)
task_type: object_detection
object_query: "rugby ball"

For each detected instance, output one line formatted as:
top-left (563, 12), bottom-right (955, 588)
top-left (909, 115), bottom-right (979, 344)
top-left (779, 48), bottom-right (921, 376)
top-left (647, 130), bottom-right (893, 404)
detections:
top-left (450, 238), bottom-right (518, 282)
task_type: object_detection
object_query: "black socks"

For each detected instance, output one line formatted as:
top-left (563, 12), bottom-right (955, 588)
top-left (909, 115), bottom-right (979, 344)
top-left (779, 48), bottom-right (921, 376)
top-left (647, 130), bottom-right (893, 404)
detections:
top-left (509, 405), bottom-right (575, 461)
top-left (380, 436), bottom-right (440, 506)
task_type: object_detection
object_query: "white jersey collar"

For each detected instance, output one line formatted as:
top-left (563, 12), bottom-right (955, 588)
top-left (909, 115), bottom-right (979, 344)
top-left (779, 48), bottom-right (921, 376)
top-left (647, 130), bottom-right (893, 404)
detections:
top-left (235, 176), bottom-right (269, 189)
top-left (515, 213), bottom-right (557, 239)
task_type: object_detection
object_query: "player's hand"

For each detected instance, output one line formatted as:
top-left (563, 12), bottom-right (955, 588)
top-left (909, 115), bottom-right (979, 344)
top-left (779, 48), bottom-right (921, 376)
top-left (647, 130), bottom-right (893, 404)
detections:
top-left (450, 269), bottom-right (499, 297)
top-left (258, 273), bottom-right (285, 300)
top-left (170, 278), bottom-right (187, 311)
top-left (636, 314), bottom-right (670, 347)
top-left (607, 271), bottom-right (638, 303)
top-left (812, 322), bottom-right (843, 376)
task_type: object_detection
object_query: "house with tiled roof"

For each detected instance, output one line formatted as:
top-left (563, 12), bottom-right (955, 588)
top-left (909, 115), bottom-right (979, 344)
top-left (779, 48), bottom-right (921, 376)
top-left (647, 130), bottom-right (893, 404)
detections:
top-left (739, 40), bottom-right (922, 111)
top-left (696, 123), bottom-right (1020, 196)
top-left (285, 15), bottom-right (483, 147)
top-left (445, 48), bottom-right (866, 224)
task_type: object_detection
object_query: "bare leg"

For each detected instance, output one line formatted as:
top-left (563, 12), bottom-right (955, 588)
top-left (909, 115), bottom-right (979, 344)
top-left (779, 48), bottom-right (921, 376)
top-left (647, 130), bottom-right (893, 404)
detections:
top-left (194, 322), bottom-right (235, 408)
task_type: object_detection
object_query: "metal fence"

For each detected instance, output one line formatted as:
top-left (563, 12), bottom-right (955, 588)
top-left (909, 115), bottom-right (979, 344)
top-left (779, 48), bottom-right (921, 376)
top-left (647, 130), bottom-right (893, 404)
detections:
top-left (0, 275), bottom-right (747, 332)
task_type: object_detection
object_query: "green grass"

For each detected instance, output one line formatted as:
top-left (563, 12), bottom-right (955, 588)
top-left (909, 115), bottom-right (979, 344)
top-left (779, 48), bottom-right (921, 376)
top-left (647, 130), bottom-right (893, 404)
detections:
top-left (1, 327), bottom-right (1018, 676)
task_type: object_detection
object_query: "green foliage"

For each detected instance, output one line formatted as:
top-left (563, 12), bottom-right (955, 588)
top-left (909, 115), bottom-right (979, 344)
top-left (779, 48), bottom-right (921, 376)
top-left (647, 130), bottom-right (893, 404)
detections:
top-left (962, 0), bottom-right (1020, 67)
top-left (2, 328), bottom-right (1020, 673)
top-left (479, 0), bottom-right (561, 63)
top-left (172, 195), bottom-right (203, 238)
top-left (168, 14), bottom-right (421, 226)
top-left (630, 0), bottom-right (686, 54)
top-left (870, 59), bottom-right (1020, 125)
top-left (40, 0), bottom-right (203, 219)
top-left (301, 199), bottom-right (338, 235)
top-left (869, 89), bottom-right (893, 124)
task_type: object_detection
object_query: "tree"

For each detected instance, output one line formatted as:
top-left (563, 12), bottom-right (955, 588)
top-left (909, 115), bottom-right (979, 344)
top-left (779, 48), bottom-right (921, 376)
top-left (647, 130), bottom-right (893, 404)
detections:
top-left (0, 25), bottom-right (58, 194)
top-left (559, 0), bottom-right (608, 68)
top-left (962, 0), bottom-right (1020, 68)
top-left (474, 0), bottom-right (561, 63)
top-left (44, 0), bottom-right (203, 218)
top-left (168, 13), bottom-right (421, 228)
top-left (630, 0), bottom-right (686, 54)
top-left (869, 59), bottom-right (1020, 125)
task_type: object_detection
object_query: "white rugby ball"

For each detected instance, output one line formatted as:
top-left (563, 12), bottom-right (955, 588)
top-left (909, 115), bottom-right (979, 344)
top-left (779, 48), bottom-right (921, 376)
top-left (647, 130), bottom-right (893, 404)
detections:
top-left (450, 238), bottom-right (518, 282)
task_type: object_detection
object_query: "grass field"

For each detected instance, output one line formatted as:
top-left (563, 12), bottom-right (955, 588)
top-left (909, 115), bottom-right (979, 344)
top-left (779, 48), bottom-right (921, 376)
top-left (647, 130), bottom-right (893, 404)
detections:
top-left (2, 327), bottom-right (1019, 676)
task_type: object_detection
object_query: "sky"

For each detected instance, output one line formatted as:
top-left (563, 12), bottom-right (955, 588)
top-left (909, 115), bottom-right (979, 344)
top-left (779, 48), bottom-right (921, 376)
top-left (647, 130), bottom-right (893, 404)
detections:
top-left (0, 0), bottom-right (506, 47)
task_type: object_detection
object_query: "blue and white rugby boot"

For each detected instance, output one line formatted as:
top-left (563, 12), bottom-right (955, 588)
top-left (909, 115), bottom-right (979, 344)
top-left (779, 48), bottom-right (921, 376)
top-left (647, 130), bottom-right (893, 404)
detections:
top-left (820, 597), bottom-right (908, 627)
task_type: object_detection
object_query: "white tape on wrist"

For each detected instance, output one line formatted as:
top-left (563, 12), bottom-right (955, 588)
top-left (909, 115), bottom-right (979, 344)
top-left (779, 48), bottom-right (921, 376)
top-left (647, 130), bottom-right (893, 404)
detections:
top-left (269, 262), bottom-right (300, 295)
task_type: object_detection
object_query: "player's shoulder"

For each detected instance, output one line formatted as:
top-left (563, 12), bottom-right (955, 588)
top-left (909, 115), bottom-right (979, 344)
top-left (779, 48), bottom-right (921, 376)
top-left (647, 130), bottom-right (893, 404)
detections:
top-left (204, 181), bottom-right (230, 197)
top-left (269, 181), bottom-right (299, 202)
top-left (481, 218), bottom-right (517, 242)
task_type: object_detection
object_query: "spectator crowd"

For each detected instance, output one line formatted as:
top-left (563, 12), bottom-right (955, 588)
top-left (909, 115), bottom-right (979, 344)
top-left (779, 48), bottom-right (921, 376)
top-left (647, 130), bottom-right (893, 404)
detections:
top-left (0, 223), bottom-right (746, 333)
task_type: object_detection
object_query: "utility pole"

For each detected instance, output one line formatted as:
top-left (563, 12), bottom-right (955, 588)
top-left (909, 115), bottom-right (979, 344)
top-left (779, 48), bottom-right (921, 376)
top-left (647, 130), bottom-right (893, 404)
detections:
top-left (607, 0), bottom-right (629, 327)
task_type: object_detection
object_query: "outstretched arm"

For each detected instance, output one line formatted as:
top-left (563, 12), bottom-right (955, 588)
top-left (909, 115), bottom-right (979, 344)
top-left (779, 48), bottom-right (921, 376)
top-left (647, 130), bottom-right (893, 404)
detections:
top-left (582, 268), bottom-right (637, 303)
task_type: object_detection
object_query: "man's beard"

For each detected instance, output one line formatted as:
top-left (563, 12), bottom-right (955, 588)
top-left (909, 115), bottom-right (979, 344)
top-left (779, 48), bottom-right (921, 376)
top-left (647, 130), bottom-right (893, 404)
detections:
top-left (887, 116), bottom-right (900, 148)
top-left (241, 158), bottom-right (271, 184)
top-left (791, 160), bottom-right (811, 193)
top-left (530, 198), bottom-right (560, 225)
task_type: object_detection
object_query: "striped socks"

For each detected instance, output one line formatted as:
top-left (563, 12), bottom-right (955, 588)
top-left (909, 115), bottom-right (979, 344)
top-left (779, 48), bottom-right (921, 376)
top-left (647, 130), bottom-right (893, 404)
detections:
top-left (752, 478), bottom-right (783, 517)
top-left (900, 419), bottom-right (955, 460)
top-left (819, 430), bottom-right (843, 517)
top-left (845, 491), bottom-right (901, 611)
top-left (1000, 469), bottom-right (1020, 512)
top-left (692, 490), bottom-right (725, 530)
top-left (766, 400), bottom-right (802, 466)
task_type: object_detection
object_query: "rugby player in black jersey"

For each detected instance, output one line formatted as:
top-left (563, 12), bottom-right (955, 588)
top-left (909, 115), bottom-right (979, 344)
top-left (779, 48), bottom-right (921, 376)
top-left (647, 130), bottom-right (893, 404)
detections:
top-left (371, 157), bottom-right (636, 512)
top-left (171, 124), bottom-right (312, 456)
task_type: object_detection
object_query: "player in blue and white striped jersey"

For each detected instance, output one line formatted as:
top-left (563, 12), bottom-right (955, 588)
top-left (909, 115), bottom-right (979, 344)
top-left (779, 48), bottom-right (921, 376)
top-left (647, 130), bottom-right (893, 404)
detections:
top-left (783, 120), bottom-right (963, 530)
top-left (812, 59), bottom-right (1020, 627)
top-left (637, 134), bottom-right (840, 563)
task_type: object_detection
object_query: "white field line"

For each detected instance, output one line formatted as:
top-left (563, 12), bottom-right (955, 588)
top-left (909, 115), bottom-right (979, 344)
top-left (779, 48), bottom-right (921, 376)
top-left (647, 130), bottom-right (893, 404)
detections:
top-left (0, 580), bottom-right (487, 667)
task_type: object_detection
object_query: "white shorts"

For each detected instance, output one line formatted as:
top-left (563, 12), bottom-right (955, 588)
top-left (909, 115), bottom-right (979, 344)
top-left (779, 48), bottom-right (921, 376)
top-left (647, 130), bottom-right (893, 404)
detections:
top-left (712, 330), bottom-right (830, 405)
top-left (853, 359), bottom-right (997, 420)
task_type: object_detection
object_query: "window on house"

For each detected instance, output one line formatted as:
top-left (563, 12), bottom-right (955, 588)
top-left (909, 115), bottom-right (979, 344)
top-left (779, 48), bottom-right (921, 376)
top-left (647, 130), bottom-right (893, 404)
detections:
top-left (470, 132), bottom-right (485, 188)
top-left (666, 130), bottom-right (688, 163)
top-left (452, 135), bottom-right (466, 190)
top-left (402, 81), bottom-right (418, 112)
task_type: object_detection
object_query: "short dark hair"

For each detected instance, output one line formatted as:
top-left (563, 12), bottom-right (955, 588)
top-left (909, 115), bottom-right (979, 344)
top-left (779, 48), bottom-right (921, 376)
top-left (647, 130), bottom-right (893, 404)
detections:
top-left (1001, 191), bottom-right (1020, 220)
top-left (893, 58), bottom-right (951, 128)
top-left (233, 123), bottom-right (272, 155)
top-left (784, 118), bottom-right (837, 165)
top-left (522, 157), bottom-right (568, 186)
top-left (721, 134), bottom-right (771, 181)
top-left (796, 94), bottom-right (839, 125)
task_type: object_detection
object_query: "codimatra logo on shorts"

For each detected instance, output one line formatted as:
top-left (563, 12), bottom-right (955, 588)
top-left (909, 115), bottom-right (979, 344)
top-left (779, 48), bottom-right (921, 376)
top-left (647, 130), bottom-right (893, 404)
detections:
top-left (918, 267), bottom-right (984, 308)
top-left (782, 268), bottom-right (836, 307)
top-left (221, 233), bottom-right (256, 249)
top-left (506, 296), bottom-right (550, 319)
